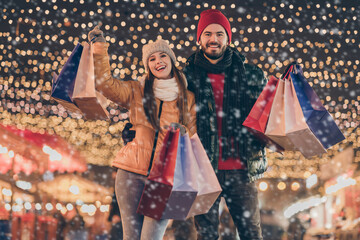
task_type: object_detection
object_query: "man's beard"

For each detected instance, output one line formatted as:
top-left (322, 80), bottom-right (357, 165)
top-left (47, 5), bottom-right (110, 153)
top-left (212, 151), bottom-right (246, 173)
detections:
top-left (202, 43), bottom-right (227, 60)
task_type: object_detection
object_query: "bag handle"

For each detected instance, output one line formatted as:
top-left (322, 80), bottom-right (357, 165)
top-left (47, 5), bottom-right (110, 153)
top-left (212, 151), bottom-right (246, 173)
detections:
top-left (282, 61), bottom-right (297, 80)
top-left (282, 65), bottom-right (294, 81)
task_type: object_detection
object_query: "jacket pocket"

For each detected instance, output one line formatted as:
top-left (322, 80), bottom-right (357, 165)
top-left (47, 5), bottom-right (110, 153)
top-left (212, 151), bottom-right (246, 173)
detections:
top-left (113, 138), bottom-right (152, 171)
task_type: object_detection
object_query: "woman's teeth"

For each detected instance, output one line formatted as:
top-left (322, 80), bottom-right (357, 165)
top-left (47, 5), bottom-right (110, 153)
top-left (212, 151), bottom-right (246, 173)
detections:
top-left (156, 66), bottom-right (165, 71)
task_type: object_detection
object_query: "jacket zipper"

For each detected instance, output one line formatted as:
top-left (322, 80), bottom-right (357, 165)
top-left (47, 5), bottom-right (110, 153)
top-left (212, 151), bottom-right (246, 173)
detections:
top-left (147, 100), bottom-right (164, 175)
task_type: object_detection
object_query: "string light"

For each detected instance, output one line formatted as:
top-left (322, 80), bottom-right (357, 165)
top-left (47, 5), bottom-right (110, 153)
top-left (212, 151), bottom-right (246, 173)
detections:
top-left (259, 181), bottom-right (269, 192)
top-left (0, 1), bottom-right (358, 176)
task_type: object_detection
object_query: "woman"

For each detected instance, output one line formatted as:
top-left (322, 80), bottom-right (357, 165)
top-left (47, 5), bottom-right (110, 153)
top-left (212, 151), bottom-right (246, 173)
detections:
top-left (88, 25), bottom-right (196, 240)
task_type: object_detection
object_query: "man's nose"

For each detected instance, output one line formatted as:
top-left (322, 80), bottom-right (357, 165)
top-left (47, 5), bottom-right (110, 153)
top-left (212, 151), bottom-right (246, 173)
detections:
top-left (210, 34), bottom-right (217, 42)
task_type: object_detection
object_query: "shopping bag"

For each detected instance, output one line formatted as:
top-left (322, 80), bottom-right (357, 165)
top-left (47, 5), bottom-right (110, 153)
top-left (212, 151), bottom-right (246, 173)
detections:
top-left (242, 76), bottom-right (284, 152)
top-left (186, 133), bottom-right (222, 218)
top-left (265, 66), bottom-right (326, 158)
top-left (137, 128), bottom-right (180, 220)
top-left (161, 133), bottom-right (198, 220)
top-left (72, 42), bottom-right (110, 120)
top-left (290, 64), bottom-right (345, 149)
top-left (51, 43), bottom-right (83, 114)
top-left (265, 75), bottom-right (295, 150)
top-left (284, 74), bottom-right (326, 158)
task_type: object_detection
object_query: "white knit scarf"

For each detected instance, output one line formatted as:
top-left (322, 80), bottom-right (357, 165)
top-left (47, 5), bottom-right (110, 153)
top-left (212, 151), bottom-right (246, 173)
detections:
top-left (153, 77), bottom-right (179, 101)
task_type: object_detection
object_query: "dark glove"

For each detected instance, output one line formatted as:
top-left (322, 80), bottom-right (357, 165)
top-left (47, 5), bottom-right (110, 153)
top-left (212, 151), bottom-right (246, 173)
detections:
top-left (122, 122), bottom-right (135, 145)
top-left (170, 122), bottom-right (186, 135)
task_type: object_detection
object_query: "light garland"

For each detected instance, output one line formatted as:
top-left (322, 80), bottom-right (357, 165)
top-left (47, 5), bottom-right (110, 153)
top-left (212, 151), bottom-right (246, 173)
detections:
top-left (0, 0), bottom-right (359, 176)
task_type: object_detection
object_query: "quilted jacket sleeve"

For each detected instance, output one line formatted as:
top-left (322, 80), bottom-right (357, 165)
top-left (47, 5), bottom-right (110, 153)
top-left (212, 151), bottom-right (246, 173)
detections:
top-left (93, 42), bottom-right (133, 109)
top-left (186, 91), bottom-right (197, 137)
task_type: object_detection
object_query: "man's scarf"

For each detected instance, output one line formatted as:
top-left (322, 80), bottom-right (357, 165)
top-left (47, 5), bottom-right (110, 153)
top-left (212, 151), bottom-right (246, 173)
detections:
top-left (192, 47), bottom-right (248, 159)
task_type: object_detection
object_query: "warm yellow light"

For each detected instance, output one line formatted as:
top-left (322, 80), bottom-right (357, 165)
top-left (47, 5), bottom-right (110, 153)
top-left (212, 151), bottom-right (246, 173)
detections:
top-left (277, 182), bottom-right (286, 191)
top-left (61, 207), bottom-right (67, 215)
top-left (291, 182), bottom-right (300, 191)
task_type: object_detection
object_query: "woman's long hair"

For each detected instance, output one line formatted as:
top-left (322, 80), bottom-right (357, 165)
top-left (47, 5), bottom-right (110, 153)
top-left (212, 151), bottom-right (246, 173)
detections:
top-left (143, 60), bottom-right (188, 131)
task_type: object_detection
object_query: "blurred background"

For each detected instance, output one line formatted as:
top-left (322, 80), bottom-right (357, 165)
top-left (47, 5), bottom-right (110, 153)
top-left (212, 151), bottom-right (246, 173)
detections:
top-left (0, 0), bottom-right (359, 239)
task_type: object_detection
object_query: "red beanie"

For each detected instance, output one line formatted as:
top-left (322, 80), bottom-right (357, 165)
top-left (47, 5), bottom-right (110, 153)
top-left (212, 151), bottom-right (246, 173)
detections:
top-left (197, 9), bottom-right (232, 44)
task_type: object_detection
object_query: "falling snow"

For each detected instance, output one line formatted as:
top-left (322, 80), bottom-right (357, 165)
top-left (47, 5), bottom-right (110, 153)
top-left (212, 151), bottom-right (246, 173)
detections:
top-left (0, 0), bottom-right (359, 239)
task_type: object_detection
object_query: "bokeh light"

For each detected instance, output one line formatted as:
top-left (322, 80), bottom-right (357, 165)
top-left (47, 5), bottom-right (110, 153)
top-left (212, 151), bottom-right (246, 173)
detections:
top-left (0, 0), bottom-right (359, 177)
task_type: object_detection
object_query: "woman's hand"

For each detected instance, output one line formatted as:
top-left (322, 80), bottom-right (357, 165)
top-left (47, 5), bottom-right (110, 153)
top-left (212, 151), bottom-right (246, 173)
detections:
top-left (170, 123), bottom-right (186, 135)
top-left (88, 23), bottom-right (106, 43)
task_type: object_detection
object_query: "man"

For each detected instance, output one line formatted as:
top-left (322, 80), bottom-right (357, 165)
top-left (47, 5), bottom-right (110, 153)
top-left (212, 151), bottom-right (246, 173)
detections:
top-left (184, 9), bottom-right (267, 240)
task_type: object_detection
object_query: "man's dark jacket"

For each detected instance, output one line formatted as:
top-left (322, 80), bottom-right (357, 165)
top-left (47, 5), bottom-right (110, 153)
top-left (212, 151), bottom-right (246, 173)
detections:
top-left (184, 47), bottom-right (267, 182)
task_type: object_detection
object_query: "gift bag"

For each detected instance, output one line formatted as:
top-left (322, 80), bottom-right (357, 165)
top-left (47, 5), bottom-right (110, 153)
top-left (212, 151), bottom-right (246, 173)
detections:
top-left (137, 128), bottom-right (180, 220)
top-left (161, 133), bottom-right (198, 220)
top-left (242, 76), bottom-right (284, 152)
top-left (265, 74), bottom-right (295, 150)
top-left (290, 64), bottom-right (345, 149)
top-left (51, 43), bottom-right (83, 114)
top-left (265, 66), bottom-right (326, 158)
top-left (72, 42), bottom-right (110, 120)
top-left (186, 133), bottom-right (222, 218)
top-left (284, 73), bottom-right (326, 158)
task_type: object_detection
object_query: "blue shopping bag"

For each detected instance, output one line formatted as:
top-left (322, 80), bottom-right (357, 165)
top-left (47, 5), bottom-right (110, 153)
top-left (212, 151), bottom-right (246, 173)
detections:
top-left (290, 64), bottom-right (345, 149)
top-left (51, 43), bottom-right (83, 113)
top-left (161, 132), bottom-right (198, 220)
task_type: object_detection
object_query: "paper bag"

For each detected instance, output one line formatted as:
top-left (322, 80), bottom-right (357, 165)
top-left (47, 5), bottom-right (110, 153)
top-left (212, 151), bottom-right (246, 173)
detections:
top-left (72, 42), bottom-right (109, 120)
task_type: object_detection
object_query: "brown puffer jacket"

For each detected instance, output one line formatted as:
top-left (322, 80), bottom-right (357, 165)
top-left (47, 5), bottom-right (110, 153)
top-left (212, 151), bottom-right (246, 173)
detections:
top-left (93, 42), bottom-right (197, 176)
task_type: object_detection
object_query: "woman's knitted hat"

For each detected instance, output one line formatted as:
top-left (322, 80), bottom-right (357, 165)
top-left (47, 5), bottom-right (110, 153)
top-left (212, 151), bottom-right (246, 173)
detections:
top-left (197, 9), bottom-right (232, 44)
top-left (142, 39), bottom-right (176, 73)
